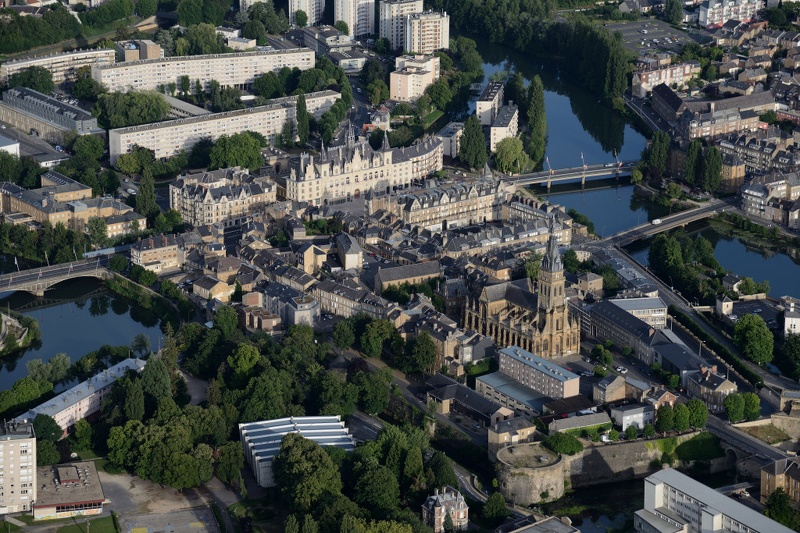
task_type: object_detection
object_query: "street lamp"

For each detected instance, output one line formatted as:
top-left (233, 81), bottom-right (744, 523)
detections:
top-left (698, 340), bottom-right (704, 358)
top-left (668, 275), bottom-right (674, 291)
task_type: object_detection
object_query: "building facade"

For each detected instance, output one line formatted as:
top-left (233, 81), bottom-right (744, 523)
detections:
top-left (699, 0), bottom-right (761, 29)
top-left (91, 49), bottom-right (315, 93)
top-left (489, 105), bottom-right (519, 152)
top-left (421, 486), bottom-right (469, 532)
top-left (610, 403), bottom-right (655, 432)
top-left (0, 421), bottom-right (36, 514)
top-left (476, 82), bottom-right (504, 126)
top-left (762, 457), bottom-right (800, 508)
top-left (497, 346), bottom-right (580, 399)
top-left (678, 107), bottom-right (760, 142)
top-left (435, 121), bottom-right (463, 157)
top-left (632, 62), bottom-right (702, 98)
top-left (334, 0), bottom-right (375, 38)
top-left (379, 0), bottom-right (424, 50)
top-left (404, 11), bottom-right (450, 55)
top-left (109, 90), bottom-right (338, 164)
top-left (0, 48), bottom-right (115, 84)
top-left (290, 0), bottom-right (326, 26)
top-left (390, 55), bottom-right (440, 102)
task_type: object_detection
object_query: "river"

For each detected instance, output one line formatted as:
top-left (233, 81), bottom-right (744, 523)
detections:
top-left (0, 278), bottom-right (163, 391)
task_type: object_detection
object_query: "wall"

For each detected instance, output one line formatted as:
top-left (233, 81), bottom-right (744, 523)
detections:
top-left (770, 414), bottom-right (800, 441)
top-left (496, 444), bottom-right (566, 505)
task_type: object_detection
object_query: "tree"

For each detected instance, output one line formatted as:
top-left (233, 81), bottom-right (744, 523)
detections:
top-left (406, 331), bottom-right (437, 373)
top-left (743, 392), bottom-right (761, 421)
top-left (37, 440), bottom-right (60, 466)
top-left (655, 405), bottom-right (674, 433)
top-left (665, 0), bottom-right (683, 24)
top-left (86, 217), bottom-right (108, 249)
top-left (295, 9), bottom-right (308, 27)
top-left (334, 20), bottom-right (349, 35)
top-left (630, 168), bottom-right (643, 185)
top-left (209, 132), bottom-right (263, 170)
top-left (73, 135), bottom-right (104, 163)
top-left (285, 515), bottom-right (300, 533)
top-left (702, 146), bottom-right (723, 193)
top-left (177, 0), bottom-right (203, 26)
top-left (227, 343), bottom-right (261, 379)
top-left (684, 139), bottom-right (702, 186)
top-left (526, 74), bottom-right (546, 165)
top-left (136, 0), bottom-right (157, 17)
top-left (296, 93), bottom-right (310, 145)
top-left (273, 433), bottom-right (343, 512)
top-left (643, 424), bottom-right (656, 438)
top-left (426, 78), bottom-right (452, 111)
top-left (355, 464), bottom-right (400, 514)
top-left (765, 488), bottom-right (800, 530)
top-left (647, 131), bottom-right (670, 175)
top-left (625, 425), bottom-right (638, 440)
top-left (131, 333), bottom-right (151, 357)
top-left (213, 305), bottom-right (239, 339)
top-left (673, 403), bottom-right (690, 433)
top-left (542, 432), bottom-right (583, 455)
top-left (136, 168), bottom-right (159, 219)
top-left (216, 441), bottom-right (244, 486)
top-left (724, 393), bottom-right (745, 422)
top-left (242, 19), bottom-right (267, 44)
top-left (484, 492), bottom-right (510, 521)
top-left (686, 399), bottom-right (708, 428)
top-left (428, 451), bottom-right (459, 489)
top-left (33, 414), bottom-right (62, 443)
top-left (495, 137), bottom-right (527, 173)
top-left (96, 91), bottom-right (170, 129)
top-left (459, 115), bottom-right (487, 170)
top-left (123, 378), bottom-right (145, 421)
top-left (443, 512), bottom-right (454, 533)
top-left (73, 419), bottom-right (93, 450)
top-left (141, 358), bottom-right (172, 414)
top-left (8, 66), bottom-right (55, 94)
top-left (368, 79), bottom-right (389, 105)
top-left (333, 320), bottom-right (356, 351)
top-left (734, 314), bottom-right (774, 364)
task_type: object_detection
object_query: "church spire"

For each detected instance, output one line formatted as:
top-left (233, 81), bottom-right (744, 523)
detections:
top-left (542, 218), bottom-right (563, 273)
top-left (483, 162), bottom-right (492, 178)
top-left (381, 130), bottom-right (391, 152)
top-left (346, 120), bottom-right (355, 149)
top-left (319, 137), bottom-right (326, 160)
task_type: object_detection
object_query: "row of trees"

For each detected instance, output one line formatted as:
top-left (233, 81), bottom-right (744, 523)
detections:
top-left (79, 0), bottom-right (134, 28)
top-left (0, 4), bottom-right (82, 54)
top-left (655, 401), bottom-right (709, 433)
top-left (723, 392), bottom-right (761, 422)
top-left (94, 90), bottom-right (171, 129)
top-left (648, 231), bottom-right (727, 305)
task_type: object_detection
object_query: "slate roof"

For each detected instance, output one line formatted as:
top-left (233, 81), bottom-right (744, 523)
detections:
top-left (375, 260), bottom-right (441, 284)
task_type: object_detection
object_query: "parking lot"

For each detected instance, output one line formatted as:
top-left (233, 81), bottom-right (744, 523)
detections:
top-left (606, 19), bottom-right (708, 55)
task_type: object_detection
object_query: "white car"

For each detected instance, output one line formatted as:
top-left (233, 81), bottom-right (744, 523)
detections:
top-left (619, 367), bottom-right (628, 374)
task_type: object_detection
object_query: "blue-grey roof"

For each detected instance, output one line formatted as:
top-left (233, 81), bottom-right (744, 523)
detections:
top-left (476, 372), bottom-right (547, 414)
top-left (499, 347), bottom-right (579, 383)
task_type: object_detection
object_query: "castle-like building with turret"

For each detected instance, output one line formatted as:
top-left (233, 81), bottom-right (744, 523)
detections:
top-left (463, 225), bottom-right (580, 358)
top-left (286, 127), bottom-right (443, 205)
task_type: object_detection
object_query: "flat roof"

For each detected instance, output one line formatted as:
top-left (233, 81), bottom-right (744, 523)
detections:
top-left (610, 297), bottom-right (668, 311)
top-left (94, 48), bottom-right (313, 70)
top-left (478, 81), bottom-right (504, 102)
top-left (499, 347), bottom-right (579, 383)
top-left (35, 462), bottom-right (104, 508)
top-left (4, 87), bottom-right (95, 122)
top-left (476, 372), bottom-right (546, 413)
top-left (240, 416), bottom-right (356, 462)
top-left (0, 135), bottom-right (18, 148)
top-left (491, 105), bottom-right (518, 128)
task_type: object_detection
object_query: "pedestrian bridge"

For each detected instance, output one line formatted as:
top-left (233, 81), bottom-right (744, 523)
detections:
top-left (0, 257), bottom-right (112, 297)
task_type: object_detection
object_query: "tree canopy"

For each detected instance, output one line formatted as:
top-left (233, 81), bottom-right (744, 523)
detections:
top-left (734, 314), bottom-right (774, 365)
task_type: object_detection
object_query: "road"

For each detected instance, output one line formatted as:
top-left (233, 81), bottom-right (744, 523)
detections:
top-left (706, 415), bottom-right (789, 461)
top-left (604, 199), bottom-right (724, 245)
top-left (624, 93), bottom-right (669, 133)
top-left (504, 161), bottom-right (638, 187)
top-left (0, 256), bottom-right (109, 290)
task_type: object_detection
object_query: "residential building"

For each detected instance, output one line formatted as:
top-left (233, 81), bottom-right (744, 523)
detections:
top-left (717, 130), bottom-right (799, 174)
top-left (290, 0), bottom-right (326, 26)
top-left (0, 421), bottom-right (36, 514)
top-left (334, 0), bottom-right (375, 38)
top-left (374, 260), bottom-right (441, 295)
top-left (476, 371), bottom-right (546, 418)
top-left (301, 26), bottom-right (352, 55)
top-left (426, 374), bottom-right (513, 427)
top-left (632, 62), bottom-right (702, 98)
top-left (130, 234), bottom-right (189, 271)
top-left (698, 0), bottom-right (761, 29)
top-left (476, 82), bottom-right (504, 126)
top-left (489, 105), bottom-right (519, 152)
top-left (436, 121), bottom-right (464, 157)
top-left (115, 40), bottom-right (163, 62)
top-left (686, 367), bottom-right (737, 412)
top-left (109, 90), bottom-right (338, 164)
top-left (0, 135), bottom-right (20, 158)
top-left (589, 300), bottom-right (656, 358)
top-left (33, 462), bottom-right (104, 520)
top-left (92, 48), bottom-right (315, 93)
top-left (740, 172), bottom-right (800, 223)
top-left (634, 468), bottom-right (794, 533)
top-left (761, 457), bottom-right (800, 507)
top-left (593, 375), bottom-right (626, 404)
top-left (0, 87), bottom-right (103, 144)
top-left (651, 83), bottom-right (688, 122)
top-left (0, 48), bottom-right (115, 84)
top-left (336, 232), bottom-right (363, 270)
top-left (239, 416), bottom-right (356, 487)
top-left (17, 359), bottom-right (146, 435)
top-left (610, 403), bottom-right (655, 432)
top-left (464, 232), bottom-right (580, 358)
top-left (609, 297), bottom-right (668, 329)
top-left (313, 278), bottom-right (397, 319)
top-left (193, 275), bottom-right (234, 302)
top-left (497, 346), bottom-right (580, 399)
top-left (487, 417), bottom-right (537, 458)
top-left (678, 106), bottom-right (760, 142)
top-left (783, 296), bottom-right (800, 338)
top-left (169, 168), bottom-right (274, 228)
top-left (404, 11), bottom-right (450, 55)
top-left (263, 281), bottom-right (320, 327)
top-left (390, 55), bottom-right (440, 102)
top-left (421, 486), bottom-right (469, 532)
top-left (286, 128), bottom-right (443, 206)
top-left (379, 0), bottom-right (424, 51)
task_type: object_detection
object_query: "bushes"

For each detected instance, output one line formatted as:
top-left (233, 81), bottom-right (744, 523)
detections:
top-left (543, 432), bottom-right (583, 455)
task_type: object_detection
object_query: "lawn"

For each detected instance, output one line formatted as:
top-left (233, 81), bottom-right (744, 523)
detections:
top-left (56, 516), bottom-right (117, 533)
top-left (674, 432), bottom-right (725, 462)
top-left (421, 110), bottom-right (444, 129)
top-left (742, 424), bottom-right (790, 445)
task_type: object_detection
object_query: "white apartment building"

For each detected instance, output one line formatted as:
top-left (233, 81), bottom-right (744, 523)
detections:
top-left (0, 421), bottom-right (36, 514)
top-left (91, 48), bottom-right (315, 93)
top-left (489, 105), bottom-right (518, 152)
top-left (390, 54), bottom-right (440, 102)
top-left (634, 468), bottom-right (794, 533)
top-left (497, 347), bottom-right (580, 400)
top-left (436, 121), bottom-right (464, 157)
top-left (109, 90), bottom-right (338, 164)
top-left (335, 0), bottom-right (375, 38)
top-left (0, 48), bottom-right (115, 85)
top-left (476, 82), bottom-right (504, 126)
top-left (290, 0), bottom-right (326, 26)
top-left (17, 359), bottom-right (146, 435)
top-left (609, 297), bottom-right (668, 329)
top-left (632, 61), bottom-right (702, 98)
top-left (405, 11), bottom-right (450, 55)
top-left (610, 403), bottom-right (655, 432)
top-left (698, 0), bottom-right (761, 29)
top-left (379, 0), bottom-right (424, 51)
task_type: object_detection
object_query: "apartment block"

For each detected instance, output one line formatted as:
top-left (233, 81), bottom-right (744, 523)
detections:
top-left (301, 26), bottom-right (353, 55)
top-left (497, 346), bottom-right (580, 399)
top-left (476, 82), bottom-right (504, 126)
top-left (610, 403), bottom-right (654, 432)
top-left (609, 297), bottom-right (668, 329)
top-left (109, 90), bottom-right (338, 164)
top-left (290, 0), bottom-right (326, 26)
top-left (634, 468), bottom-right (793, 533)
top-left (115, 40), bottom-right (163, 62)
top-left (679, 106), bottom-right (760, 142)
top-left (631, 61), bottom-right (701, 98)
top-left (335, 0), bottom-right (375, 38)
top-left (489, 104), bottom-right (518, 152)
top-left (699, 0), bottom-right (761, 29)
top-left (0, 48), bottom-right (115, 84)
top-left (390, 54), bottom-right (440, 102)
top-left (0, 421), bottom-right (36, 514)
top-left (91, 49), bottom-right (315, 93)
top-left (380, 0), bottom-right (424, 50)
top-left (404, 11), bottom-right (450, 55)
top-left (435, 121), bottom-right (464, 157)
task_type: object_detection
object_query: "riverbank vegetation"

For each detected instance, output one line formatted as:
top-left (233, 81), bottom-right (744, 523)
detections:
top-left (0, 311), bottom-right (40, 357)
top-left (104, 273), bottom-right (181, 331)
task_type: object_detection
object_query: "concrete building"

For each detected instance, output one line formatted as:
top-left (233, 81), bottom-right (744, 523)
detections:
top-left (263, 281), bottom-right (320, 327)
top-left (698, 0), bottom-right (761, 29)
top-left (476, 371), bottom-right (546, 418)
top-left (335, 0), bottom-right (375, 38)
top-left (421, 486), bottom-right (468, 532)
top-left (610, 403), bottom-right (655, 432)
top-left (109, 90), bottom-right (338, 164)
top-left (436, 121), bottom-right (464, 158)
top-left (115, 40), bottom-right (163, 62)
top-left (489, 105), bottom-right (519, 152)
top-left (631, 61), bottom-right (702, 98)
top-left (286, 128), bottom-right (443, 206)
top-left (404, 11), bottom-right (450, 55)
top-left (497, 346), bottom-right (580, 399)
top-left (609, 297), bottom-right (668, 329)
top-left (0, 87), bottom-right (103, 144)
top-left (0, 421), bottom-right (36, 514)
top-left (239, 416), bottom-right (356, 487)
top-left (227, 37), bottom-right (257, 51)
top-left (290, 0), bottom-right (326, 26)
top-left (634, 468), bottom-right (793, 533)
top-left (18, 359), bottom-right (146, 435)
top-left (0, 135), bottom-right (20, 158)
top-left (301, 26), bottom-right (352, 55)
top-left (390, 54), bottom-right (440, 102)
top-left (476, 82), bottom-right (504, 126)
top-left (33, 462), bottom-right (104, 520)
top-left (379, 0), bottom-right (424, 51)
top-left (92, 48), bottom-right (315, 93)
top-left (0, 48), bottom-right (115, 84)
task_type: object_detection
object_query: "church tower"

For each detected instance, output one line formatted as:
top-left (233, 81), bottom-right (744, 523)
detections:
top-left (538, 220), bottom-right (565, 313)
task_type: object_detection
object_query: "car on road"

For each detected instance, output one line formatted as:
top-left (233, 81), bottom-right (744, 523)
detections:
top-left (581, 371), bottom-right (593, 377)
top-left (127, 188), bottom-right (136, 195)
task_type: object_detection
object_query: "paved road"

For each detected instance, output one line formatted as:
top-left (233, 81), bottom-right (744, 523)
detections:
top-left (0, 256), bottom-right (109, 290)
top-left (706, 415), bottom-right (789, 461)
top-left (604, 199), bottom-right (724, 245)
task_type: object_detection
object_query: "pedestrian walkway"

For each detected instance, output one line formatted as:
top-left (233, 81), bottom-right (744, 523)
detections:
top-left (4, 516), bottom-right (25, 527)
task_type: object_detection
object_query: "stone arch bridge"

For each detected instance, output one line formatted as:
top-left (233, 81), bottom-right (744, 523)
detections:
top-left (0, 256), bottom-right (112, 297)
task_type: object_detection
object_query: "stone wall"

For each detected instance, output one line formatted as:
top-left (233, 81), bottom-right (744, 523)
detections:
top-left (496, 444), bottom-right (565, 506)
top-left (770, 414), bottom-right (800, 442)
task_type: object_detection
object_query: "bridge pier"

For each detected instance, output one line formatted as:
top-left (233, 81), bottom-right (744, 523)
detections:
top-left (581, 173), bottom-right (586, 187)
top-left (546, 180), bottom-right (551, 190)
top-left (32, 289), bottom-right (45, 298)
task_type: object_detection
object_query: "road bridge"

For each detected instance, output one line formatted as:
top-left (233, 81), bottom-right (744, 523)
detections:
top-left (503, 161), bottom-right (638, 189)
top-left (0, 256), bottom-right (112, 297)
top-left (602, 201), bottom-right (724, 245)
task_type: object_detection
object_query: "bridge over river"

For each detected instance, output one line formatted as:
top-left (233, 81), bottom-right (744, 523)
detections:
top-left (502, 161), bottom-right (638, 188)
top-left (0, 256), bottom-right (111, 297)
